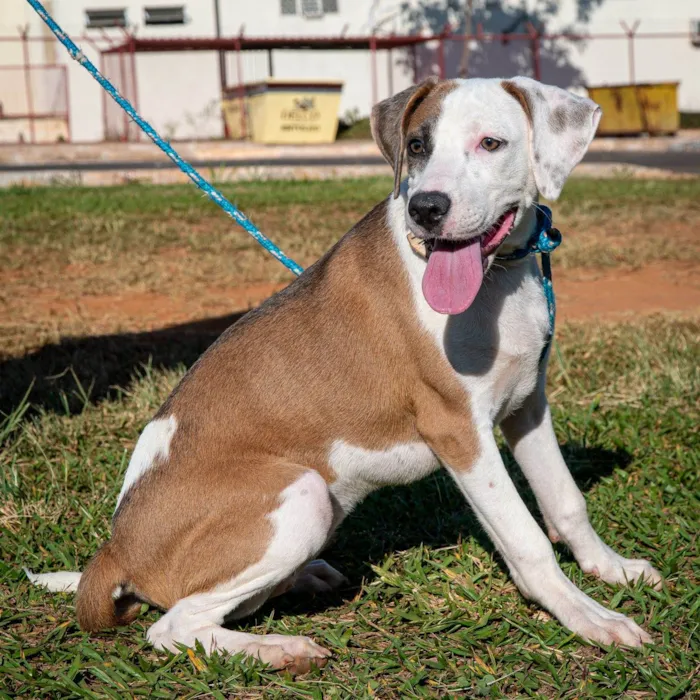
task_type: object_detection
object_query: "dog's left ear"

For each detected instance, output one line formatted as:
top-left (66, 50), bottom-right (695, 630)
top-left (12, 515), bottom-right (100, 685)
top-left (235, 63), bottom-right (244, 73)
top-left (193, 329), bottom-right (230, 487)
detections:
top-left (502, 77), bottom-right (602, 200)
top-left (371, 76), bottom-right (439, 198)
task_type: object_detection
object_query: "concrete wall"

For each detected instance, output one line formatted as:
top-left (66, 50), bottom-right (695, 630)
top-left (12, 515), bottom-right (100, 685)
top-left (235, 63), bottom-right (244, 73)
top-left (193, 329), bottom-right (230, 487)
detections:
top-left (2, 0), bottom-right (698, 143)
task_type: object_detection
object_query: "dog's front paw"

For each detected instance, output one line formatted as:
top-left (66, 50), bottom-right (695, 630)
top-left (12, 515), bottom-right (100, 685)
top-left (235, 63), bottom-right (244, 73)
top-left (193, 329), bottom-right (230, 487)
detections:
top-left (547, 578), bottom-right (653, 647)
top-left (580, 545), bottom-right (663, 590)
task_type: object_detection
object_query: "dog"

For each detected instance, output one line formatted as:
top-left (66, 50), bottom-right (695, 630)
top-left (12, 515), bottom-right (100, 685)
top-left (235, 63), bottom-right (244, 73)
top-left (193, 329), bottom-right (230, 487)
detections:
top-left (29, 76), bottom-right (662, 674)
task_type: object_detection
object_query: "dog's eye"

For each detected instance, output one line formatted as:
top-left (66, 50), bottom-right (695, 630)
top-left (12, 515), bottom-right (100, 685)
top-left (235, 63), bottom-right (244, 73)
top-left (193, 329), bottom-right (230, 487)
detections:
top-left (480, 137), bottom-right (502, 152)
top-left (408, 139), bottom-right (425, 155)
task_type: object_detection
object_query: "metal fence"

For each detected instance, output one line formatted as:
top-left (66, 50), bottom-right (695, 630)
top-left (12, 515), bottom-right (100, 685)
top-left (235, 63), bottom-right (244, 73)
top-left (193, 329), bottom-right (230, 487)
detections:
top-left (0, 33), bottom-right (69, 143)
top-left (0, 23), bottom-right (694, 144)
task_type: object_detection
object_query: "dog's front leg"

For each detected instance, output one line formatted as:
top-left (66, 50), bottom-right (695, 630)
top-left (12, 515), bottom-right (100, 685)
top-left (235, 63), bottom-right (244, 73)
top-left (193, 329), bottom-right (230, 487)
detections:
top-left (500, 389), bottom-right (662, 590)
top-left (428, 426), bottom-right (653, 646)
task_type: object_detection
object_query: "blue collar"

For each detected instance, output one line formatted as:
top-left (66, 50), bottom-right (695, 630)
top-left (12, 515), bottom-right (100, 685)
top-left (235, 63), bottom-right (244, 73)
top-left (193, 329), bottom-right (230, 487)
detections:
top-left (497, 205), bottom-right (561, 353)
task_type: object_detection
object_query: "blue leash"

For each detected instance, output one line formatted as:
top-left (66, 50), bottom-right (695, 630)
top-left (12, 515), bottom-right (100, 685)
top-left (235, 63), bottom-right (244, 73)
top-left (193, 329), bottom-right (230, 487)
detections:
top-left (26, 0), bottom-right (304, 277)
top-left (497, 204), bottom-right (561, 349)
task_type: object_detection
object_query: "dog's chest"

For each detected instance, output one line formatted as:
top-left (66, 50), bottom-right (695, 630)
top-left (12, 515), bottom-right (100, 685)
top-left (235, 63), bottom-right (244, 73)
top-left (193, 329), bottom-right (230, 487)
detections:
top-left (421, 260), bottom-right (551, 422)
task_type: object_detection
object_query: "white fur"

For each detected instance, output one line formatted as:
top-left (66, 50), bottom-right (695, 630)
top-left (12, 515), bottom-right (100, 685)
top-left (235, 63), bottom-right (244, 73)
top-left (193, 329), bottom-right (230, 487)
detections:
top-left (405, 78), bottom-right (599, 244)
top-left (146, 470), bottom-right (334, 664)
top-left (328, 440), bottom-right (439, 514)
top-left (115, 415), bottom-right (177, 509)
top-left (510, 76), bottom-right (602, 200)
top-left (24, 569), bottom-right (81, 593)
top-left (407, 79), bottom-right (534, 244)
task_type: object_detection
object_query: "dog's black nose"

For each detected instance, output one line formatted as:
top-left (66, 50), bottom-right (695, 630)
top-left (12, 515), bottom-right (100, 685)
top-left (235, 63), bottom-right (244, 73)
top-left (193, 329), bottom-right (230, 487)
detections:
top-left (408, 191), bottom-right (451, 233)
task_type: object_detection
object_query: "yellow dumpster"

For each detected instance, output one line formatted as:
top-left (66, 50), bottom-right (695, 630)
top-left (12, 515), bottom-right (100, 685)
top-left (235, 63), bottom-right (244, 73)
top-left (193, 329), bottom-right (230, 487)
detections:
top-left (222, 79), bottom-right (343, 144)
top-left (586, 82), bottom-right (679, 136)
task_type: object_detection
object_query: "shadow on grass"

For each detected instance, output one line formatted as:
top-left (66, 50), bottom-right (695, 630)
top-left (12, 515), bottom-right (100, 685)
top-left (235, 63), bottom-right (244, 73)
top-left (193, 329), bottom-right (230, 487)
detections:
top-left (0, 311), bottom-right (247, 420)
top-left (243, 443), bottom-right (632, 624)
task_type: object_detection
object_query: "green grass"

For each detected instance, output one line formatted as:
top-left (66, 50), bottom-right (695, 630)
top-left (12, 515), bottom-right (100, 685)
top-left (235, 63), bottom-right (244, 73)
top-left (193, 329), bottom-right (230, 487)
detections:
top-left (336, 117), bottom-right (372, 140)
top-left (1, 177), bottom-right (698, 697)
top-left (1, 316), bottom-right (698, 698)
top-left (679, 112), bottom-right (700, 130)
top-left (1, 177), bottom-right (698, 271)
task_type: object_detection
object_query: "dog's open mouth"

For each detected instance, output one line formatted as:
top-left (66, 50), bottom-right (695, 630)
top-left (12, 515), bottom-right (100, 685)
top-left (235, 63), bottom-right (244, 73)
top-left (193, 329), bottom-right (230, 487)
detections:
top-left (421, 208), bottom-right (517, 315)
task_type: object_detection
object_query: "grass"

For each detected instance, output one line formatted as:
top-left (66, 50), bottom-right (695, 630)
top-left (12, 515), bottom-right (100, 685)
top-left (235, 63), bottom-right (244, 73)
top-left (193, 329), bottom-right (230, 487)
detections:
top-left (0, 177), bottom-right (698, 364)
top-left (336, 117), bottom-right (372, 140)
top-left (680, 112), bottom-right (700, 130)
top-left (0, 178), bottom-right (699, 697)
top-left (1, 177), bottom-right (698, 280)
top-left (0, 317), bottom-right (698, 698)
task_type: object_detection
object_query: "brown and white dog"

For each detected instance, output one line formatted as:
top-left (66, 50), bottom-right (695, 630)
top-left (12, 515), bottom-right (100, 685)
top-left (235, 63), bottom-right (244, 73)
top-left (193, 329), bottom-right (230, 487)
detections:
top-left (29, 77), bottom-right (662, 673)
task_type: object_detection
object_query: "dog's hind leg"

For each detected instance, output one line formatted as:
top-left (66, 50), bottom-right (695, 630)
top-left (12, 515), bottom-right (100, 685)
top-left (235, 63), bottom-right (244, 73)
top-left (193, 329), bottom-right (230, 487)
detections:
top-left (501, 390), bottom-right (663, 590)
top-left (269, 560), bottom-right (348, 598)
top-left (146, 469), bottom-right (335, 673)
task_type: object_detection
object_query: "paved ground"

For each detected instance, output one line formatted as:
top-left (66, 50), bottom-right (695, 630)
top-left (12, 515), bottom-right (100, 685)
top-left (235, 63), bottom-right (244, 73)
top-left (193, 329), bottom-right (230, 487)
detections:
top-left (1, 149), bottom-right (699, 174)
top-left (1, 133), bottom-right (698, 186)
top-left (583, 151), bottom-right (700, 174)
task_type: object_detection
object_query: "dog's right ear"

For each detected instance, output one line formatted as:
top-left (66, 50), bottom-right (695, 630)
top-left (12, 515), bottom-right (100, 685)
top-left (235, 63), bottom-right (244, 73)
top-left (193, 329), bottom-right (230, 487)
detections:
top-left (371, 77), bottom-right (439, 198)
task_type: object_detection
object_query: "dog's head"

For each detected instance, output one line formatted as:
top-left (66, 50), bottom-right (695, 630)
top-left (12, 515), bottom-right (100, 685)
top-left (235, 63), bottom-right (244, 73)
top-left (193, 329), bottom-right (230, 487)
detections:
top-left (371, 76), bottom-right (601, 314)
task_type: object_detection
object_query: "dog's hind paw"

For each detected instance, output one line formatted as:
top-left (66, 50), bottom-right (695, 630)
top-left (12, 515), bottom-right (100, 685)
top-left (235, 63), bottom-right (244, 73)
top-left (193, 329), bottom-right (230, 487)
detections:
top-left (289, 560), bottom-right (348, 595)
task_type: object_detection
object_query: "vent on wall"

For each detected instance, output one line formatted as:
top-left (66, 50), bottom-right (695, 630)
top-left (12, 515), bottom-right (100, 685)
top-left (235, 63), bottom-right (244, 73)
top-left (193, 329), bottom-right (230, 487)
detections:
top-left (85, 8), bottom-right (127, 28)
top-left (281, 0), bottom-right (338, 17)
top-left (692, 20), bottom-right (700, 47)
top-left (301, 0), bottom-right (323, 18)
top-left (145, 6), bottom-right (186, 25)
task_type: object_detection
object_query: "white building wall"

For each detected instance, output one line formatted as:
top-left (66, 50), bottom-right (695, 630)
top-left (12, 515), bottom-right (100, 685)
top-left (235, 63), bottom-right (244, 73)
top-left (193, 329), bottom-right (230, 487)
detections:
top-left (2, 0), bottom-right (698, 142)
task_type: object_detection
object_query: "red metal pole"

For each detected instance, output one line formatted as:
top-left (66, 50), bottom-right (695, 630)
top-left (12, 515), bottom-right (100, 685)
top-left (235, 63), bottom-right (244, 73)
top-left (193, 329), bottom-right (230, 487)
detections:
top-left (99, 51), bottom-right (108, 140)
top-left (129, 36), bottom-right (139, 141)
top-left (527, 23), bottom-right (541, 81)
top-left (387, 47), bottom-right (393, 97)
top-left (21, 28), bottom-right (36, 144)
top-left (118, 47), bottom-right (128, 140)
top-left (370, 35), bottom-right (378, 105)
top-left (436, 25), bottom-right (450, 80)
top-left (621, 20), bottom-right (640, 84)
top-left (235, 38), bottom-right (246, 139)
top-left (62, 64), bottom-right (71, 142)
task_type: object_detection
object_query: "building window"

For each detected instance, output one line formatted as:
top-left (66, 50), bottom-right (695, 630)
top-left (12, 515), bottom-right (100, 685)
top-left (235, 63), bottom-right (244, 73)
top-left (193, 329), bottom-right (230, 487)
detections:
top-left (144, 6), bottom-right (186, 25)
top-left (322, 0), bottom-right (338, 12)
top-left (85, 8), bottom-right (127, 28)
top-left (301, 0), bottom-right (323, 18)
top-left (281, 0), bottom-right (296, 14)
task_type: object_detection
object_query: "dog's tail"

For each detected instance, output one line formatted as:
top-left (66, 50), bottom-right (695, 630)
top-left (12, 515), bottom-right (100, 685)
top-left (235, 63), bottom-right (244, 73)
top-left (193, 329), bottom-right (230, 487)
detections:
top-left (75, 543), bottom-right (141, 632)
top-left (27, 543), bottom-right (140, 632)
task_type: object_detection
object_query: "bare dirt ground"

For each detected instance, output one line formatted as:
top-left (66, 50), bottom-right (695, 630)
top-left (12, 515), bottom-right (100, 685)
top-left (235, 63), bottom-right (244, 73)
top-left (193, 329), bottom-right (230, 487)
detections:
top-left (1, 178), bottom-right (697, 360)
top-left (4, 262), bottom-right (698, 350)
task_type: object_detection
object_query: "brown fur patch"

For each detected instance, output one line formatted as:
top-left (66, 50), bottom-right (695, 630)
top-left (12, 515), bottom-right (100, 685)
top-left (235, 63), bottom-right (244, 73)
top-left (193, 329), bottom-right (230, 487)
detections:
top-left (371, 77), bottom-right (439, 197)
top-left (405, 80), bottom-right (459, 135)
top-left (501, 80), bottom-right (533, 123)
top-left (83, 200), bottom-right (479, 624)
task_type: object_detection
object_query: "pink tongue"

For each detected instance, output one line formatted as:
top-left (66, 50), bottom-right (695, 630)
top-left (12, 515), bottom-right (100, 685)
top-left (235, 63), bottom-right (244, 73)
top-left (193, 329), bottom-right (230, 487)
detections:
top-left (422, 238), bottom-right (483, 314)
